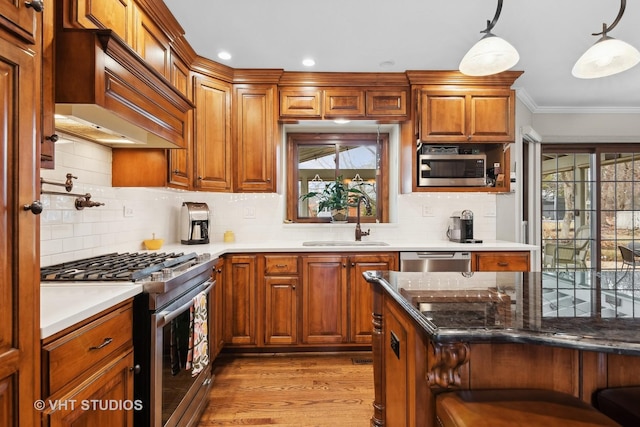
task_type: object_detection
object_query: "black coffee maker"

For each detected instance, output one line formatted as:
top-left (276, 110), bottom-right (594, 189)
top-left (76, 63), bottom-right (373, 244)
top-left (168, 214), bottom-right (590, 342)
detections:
top-left (460, 210), bottom-right (482, 243)
top-left (461, 210), bottom-right (474, 240)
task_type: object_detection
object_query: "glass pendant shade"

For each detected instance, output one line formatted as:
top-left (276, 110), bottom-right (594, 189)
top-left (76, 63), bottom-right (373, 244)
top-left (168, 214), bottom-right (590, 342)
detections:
top-left (459, 33), bottom-right (520, 76)
top-left (572, 36), bottom-right (640, 78)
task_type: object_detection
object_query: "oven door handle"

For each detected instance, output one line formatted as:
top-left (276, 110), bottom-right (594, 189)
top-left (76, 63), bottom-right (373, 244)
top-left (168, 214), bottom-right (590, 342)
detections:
top-left (158, 280), bottom-right (214, 326)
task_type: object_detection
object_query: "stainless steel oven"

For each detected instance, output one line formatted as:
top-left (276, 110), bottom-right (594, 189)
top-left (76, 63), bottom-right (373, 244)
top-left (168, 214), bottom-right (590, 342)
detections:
top-left (41, 251), bottom-right (218, 427)
top-left (145, 278), bottom-right (214, 426)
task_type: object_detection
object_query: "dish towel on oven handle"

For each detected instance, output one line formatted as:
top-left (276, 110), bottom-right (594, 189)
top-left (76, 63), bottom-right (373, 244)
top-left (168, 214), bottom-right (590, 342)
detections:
top-left (186, 290), bottom-right (209, 377)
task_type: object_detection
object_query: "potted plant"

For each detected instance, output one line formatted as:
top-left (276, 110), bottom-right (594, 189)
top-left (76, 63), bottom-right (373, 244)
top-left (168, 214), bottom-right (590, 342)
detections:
top-left (300, 175), bottom-right (366, 222)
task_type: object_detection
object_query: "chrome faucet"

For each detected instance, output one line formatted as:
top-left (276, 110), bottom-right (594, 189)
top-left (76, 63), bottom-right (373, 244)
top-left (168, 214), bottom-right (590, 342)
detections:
top-left (355, 195), bottom-right (372, 241)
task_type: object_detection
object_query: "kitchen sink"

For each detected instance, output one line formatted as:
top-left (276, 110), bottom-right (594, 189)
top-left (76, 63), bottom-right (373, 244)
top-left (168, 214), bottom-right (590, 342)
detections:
top-left (302, 240), bottom-right (389, 246)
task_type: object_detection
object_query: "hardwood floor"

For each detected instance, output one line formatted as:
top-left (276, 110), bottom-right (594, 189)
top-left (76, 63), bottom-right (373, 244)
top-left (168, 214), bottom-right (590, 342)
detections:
top-left (197, 352), bottom-right (374, 426)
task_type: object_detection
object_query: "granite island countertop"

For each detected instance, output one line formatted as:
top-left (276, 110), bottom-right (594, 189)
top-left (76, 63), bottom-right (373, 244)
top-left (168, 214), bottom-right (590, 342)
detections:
top-left (363, 270), bottom-right (640, 356)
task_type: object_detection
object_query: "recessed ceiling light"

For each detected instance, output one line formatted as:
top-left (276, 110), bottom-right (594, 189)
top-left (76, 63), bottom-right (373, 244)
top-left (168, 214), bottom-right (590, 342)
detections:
top-left (218, 51), bottom-right (232, 60)
top-left (302, 58), bottom-right (316, 67)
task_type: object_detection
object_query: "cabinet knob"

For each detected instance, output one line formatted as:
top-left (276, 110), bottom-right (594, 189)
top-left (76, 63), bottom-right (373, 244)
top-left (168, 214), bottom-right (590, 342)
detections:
top-left (351, 262), bottom-right (355, 267)
top-left (130, 364), bottom-right (141, 374)
top-left (467, 135), bottom-right (472, 141)
top-left (197, 176), bottom-right (203, 180)
top-left (23, 200), bottom-right (43, 215)
top-left (173, 169), bottom-right (180, 174)
top-left (24, 0), bottom-right (43, 12)
top-left (45, 134), bottom-right (58, 143)
top-left (292, 286), bottom-right (296, 290)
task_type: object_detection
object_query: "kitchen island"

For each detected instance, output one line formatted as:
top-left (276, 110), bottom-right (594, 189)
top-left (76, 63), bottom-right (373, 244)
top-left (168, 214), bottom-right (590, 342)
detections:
top-left (363, 270), bottom-right (640, 427)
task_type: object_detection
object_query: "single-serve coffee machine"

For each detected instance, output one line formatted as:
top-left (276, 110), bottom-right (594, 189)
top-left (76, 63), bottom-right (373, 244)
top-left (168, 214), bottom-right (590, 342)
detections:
top-left (180, 202), bottom-right (210, 245)
top-left (447, 209), bottom-right (482, 243)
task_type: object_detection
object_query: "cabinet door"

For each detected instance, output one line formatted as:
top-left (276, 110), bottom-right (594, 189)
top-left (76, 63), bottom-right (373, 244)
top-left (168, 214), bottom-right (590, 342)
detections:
top-left (0, 30), bottom-right (40, 427)
top-left (366, 90), bottom-right (408, 117)
top-left (132, 5), bottom-right (169, 78)
top-left (301, 256), bottom-right (348, 344)
top-left (468, 90), bottom-right (514, 142)
top-left (167, 52), bottom-right (191, 189)
top-left (0, 0), bottom-right (39, 42)
top-left (224, 255), bottom-right (257, 345)
top-left (349, 254), bottom-right (398, 344)
top-left (419, 90), bottom-right (466, 141)
top-left (323, 89), bottom-right (365, 118)
top-left (234, 84), bottom-right (276, 192)
top-left (65, 0), bottom-right (132, 44)
top-left (279, 88), bottom-right (321, 118)
top-left (193, 75), bottom-right (232, 191)
top-left (264, 276), bottom-right (298, 345)
top-left (43, 350), bottom-right (135, 427)
top-left (211, 262), bottom-right (225, 358)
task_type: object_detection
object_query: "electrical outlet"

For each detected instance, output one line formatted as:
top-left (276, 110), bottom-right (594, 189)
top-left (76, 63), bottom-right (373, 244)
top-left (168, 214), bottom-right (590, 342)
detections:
top-left (123, 206), bottom-right (134, 217)
top-left (422, 205), bottom-right (434, 217)
top-left (243, 206), bottom-right (256, 219)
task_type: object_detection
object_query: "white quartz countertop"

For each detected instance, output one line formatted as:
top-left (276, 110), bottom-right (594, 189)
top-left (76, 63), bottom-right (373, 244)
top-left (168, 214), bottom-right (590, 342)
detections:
top-left (158, 239), bottom-right (538, 259)
top-left (40, 283), bottom-right (143, 339)
top-left (40, 239), bottom-right (537, 339)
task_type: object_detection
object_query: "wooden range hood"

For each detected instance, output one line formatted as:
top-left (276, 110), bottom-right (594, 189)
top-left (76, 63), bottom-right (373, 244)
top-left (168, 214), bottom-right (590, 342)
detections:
top-left (55, 29), bottom-right (193, 148)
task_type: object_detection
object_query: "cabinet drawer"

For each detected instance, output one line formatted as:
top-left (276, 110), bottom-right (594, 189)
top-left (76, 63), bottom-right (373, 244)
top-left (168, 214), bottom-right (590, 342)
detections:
top-left (474, 252), bottom-right (530, 272)
top-left (264, 255), bottom-right (299, 275)
top-left (42, 303), bottom-right (133, 396)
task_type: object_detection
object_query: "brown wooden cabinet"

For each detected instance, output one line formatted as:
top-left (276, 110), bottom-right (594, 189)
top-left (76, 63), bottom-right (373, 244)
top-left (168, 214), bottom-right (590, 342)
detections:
top-left (472, 251), bottom-right (530, 272)
top-left (279, 86), bottom-right (408, 121)
top-left (366, 89), bottom-right (408, 117)
top-left (263, 255), bottom-right (300, 345)
top-left (41, 301), bottom-right (135, 427)
top-left (418, 88), bottom-right (515, 143)
top-left (0, 2), bottom-right (42, 426)
top-left (279, 88), bottom-right (322, 118)
top-left (324, 89), bottom-right (365, 118)
top-left (233, 84), bottom-right (277, 192)
top-left (301, 255), bottom-right (349, 344)
top-left (211, 260), bottom-right (225, 359)
top-left (223, 255), bottom-right (257, 346)
top-left (167, 51), bottom-right (192, 189)
top-left (193, 73), bottom-right (232, 191)
top-left (132, 4), bottom-right (169, 78)
top-left (349, 254), bottom-right (398, 344)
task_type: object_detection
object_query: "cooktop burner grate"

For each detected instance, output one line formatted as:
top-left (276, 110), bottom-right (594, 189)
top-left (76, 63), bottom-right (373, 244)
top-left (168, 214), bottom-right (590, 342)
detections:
top-left (40, 252), bottom-right (195, 281)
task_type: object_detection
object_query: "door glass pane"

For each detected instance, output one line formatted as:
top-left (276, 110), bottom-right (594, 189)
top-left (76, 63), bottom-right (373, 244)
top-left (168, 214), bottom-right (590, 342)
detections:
top-left (541, 152), bottom-right (595, 317)
top-left (599, 152), bottom-right (640, 318)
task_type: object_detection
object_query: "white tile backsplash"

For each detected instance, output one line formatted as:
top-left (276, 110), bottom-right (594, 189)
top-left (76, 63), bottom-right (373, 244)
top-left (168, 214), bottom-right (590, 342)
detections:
top-left (40, 136), bottom-right (500, 266)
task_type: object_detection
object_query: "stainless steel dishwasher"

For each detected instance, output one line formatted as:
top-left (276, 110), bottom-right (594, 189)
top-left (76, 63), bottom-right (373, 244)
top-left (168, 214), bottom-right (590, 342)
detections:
top-left (400, 251), bottom-right (471, 272)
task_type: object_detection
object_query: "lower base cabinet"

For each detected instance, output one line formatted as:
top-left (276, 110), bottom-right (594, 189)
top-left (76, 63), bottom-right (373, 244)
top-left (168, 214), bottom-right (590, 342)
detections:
top-left (223, 252), bottom-right (398, 349)
top-left (41, 301), bottom-right (135, 427)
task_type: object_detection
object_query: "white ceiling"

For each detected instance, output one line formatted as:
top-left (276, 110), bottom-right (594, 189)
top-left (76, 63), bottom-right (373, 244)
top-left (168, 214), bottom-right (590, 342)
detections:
top-left (163, 0), bottom-right (640, 113)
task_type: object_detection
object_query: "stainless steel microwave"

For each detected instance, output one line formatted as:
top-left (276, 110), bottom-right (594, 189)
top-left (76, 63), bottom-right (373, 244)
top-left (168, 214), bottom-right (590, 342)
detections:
top-left (418, 154), bottom-right (486, 187)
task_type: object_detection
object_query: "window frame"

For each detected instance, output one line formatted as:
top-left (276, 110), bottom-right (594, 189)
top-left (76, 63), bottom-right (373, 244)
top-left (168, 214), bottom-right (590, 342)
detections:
top-left (286, 132), bottom-right (389, 223)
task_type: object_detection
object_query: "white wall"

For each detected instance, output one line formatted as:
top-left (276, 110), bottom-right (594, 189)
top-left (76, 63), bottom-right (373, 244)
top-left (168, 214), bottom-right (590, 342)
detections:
top-left (40, 135), bottom-right (500, 266)
top-left (532, 113), bottom-right (640, 143)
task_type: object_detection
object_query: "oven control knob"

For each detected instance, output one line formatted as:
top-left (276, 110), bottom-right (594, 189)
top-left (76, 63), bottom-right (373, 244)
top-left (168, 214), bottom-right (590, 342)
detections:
top-left (162, 268), bottom-right (172, 279)
top-left (151, 272), bottom-right (162, 281)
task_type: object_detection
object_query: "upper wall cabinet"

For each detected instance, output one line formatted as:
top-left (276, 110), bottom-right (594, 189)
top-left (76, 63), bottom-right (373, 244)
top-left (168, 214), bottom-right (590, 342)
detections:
top-left (132, 3), bottom-right (169, 78)
top-left (418, 88), bottom-right (515, 143)
top-left (280, 87), bottom-right (408, 121)
top-left (233, 84), bottom-right (277, 192)
top-left (193, 73), bottom-right (233, 192)
top-left (0, 0), bottom-right (42, 42)
top-left (58, 0), bottom-right (133, 44)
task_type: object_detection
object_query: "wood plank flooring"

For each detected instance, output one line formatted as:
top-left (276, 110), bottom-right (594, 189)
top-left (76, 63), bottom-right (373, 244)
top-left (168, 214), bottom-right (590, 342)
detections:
top-left (197, 353), bottom-right (374, 426)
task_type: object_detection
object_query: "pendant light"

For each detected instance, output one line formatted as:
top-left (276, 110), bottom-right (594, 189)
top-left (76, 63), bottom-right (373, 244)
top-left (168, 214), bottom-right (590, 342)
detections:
top-left (572, 0), bottom-right (640, 79)
top-left (459, 0), bottom-right (519, 76)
